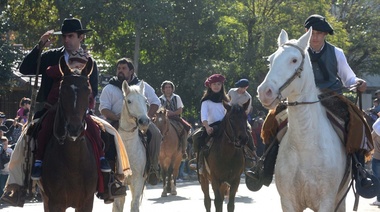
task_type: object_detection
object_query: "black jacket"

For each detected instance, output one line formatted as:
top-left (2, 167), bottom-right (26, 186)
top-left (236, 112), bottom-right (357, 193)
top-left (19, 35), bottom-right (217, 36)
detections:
top-left (19, 45), bottom-right (99, 102)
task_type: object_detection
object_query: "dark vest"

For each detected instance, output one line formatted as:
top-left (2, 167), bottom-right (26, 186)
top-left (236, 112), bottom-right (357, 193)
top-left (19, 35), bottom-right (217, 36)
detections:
top-left (160, 96), bottom-right (177, 112)
top-left (310, 42), bottom-right (342, 92)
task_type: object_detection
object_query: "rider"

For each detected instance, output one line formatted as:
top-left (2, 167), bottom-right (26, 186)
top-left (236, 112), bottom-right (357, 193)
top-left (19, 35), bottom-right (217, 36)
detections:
top-left (246, 14), bottom-right (373, 192)
top-left (30, 49), bottom-right (112, 180)
top-left (0, 18), bottom-right (125, 206)
top-left (227, 78), bottom-right (256, 166)
top-left (99, 57), bottom-right (163, 185)
top-left (190, 74), bottom-right (229, 173)
top-left (159, 80), bottom-right (192, 160)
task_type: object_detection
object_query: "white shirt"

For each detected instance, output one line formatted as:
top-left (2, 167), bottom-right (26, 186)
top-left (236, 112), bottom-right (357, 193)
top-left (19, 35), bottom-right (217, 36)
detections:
top-left (201, 100), bottom-right (226, 125)
top-left (334, 47), bottom-right (360, 87)
top-left (99, 80), bottom-right (161, 117)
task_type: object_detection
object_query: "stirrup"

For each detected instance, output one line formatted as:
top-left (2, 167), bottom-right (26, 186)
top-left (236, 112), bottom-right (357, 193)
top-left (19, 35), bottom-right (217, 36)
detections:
top-left (0, 186), bottom-right (26, 207)
top-left (108, 172), bottom-right (127, 199)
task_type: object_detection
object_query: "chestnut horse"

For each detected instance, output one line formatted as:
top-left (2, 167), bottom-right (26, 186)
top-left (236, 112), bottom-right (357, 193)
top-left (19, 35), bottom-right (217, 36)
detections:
top-left (153, 108), bottom-right (182, 197)
top-left (38, 56), bottom-right (98, 211)
top-left (199, 101), bottom-right (249, 212)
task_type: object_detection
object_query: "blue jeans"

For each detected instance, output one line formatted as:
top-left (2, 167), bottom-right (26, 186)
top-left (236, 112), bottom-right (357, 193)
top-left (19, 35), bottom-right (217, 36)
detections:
top-left (0, 174), bottom-right (9, 197)
top-left (372, 158), bottom-right (380, 202)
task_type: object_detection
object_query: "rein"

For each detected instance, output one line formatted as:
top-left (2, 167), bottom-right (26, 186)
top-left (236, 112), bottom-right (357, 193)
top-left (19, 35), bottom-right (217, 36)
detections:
top-left (52, 75), bottom-right (88, 143)
top-left (276, 43), bottom-right (361, 107)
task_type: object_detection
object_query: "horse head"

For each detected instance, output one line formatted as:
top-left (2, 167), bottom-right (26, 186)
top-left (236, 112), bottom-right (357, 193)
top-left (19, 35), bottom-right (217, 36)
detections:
top-left (221, 100), bottom-right (249, 148)
top-left (257, 28), bottom-right (314, 109)
top-left (121, 80), bottom-right (150, 132)
top-left (153, 107), bottom-right (169, 136)
top-left (54, 56), bottom-right (93, 141)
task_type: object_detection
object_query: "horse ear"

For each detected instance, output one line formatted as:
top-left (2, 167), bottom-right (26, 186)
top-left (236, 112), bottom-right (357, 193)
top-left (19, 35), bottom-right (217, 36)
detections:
top-left (297, 27), bottom-right (312, 50)
top-left (278, 29), bottom-right (288, 46)
top-left (122, 80), bottom-right (130, 96)
top-left (139, 80), bottom-right (145, 95)
top-left (243, 99), bottom-right (250, 111)
top-left (59, 56), bottom-right (70, 76)
top-left (81, 57), bottom-right (94, 77)
top-left (223, 101), bottom-right (231, 111)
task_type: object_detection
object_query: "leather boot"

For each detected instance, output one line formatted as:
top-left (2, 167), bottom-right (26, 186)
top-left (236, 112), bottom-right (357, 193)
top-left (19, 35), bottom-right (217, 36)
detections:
top-left (180, 132), bottom-right (188, 160)
top-left (0, 184), bottom-right (26, 207)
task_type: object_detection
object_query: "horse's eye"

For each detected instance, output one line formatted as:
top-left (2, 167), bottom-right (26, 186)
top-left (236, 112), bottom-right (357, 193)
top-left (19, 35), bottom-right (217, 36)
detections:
top-left (292, 59), bottom-right (297, 63)
top-left (127, 100), bottom-right (132, 104)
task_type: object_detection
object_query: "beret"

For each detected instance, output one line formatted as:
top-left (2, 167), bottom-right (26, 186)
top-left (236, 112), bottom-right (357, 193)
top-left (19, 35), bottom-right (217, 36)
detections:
top-left (304, 14), bottom-right (334, 35)
top-left (204, 74), bottom-right (226, 87)
top-left (235, 79), bottom-right (249, 87)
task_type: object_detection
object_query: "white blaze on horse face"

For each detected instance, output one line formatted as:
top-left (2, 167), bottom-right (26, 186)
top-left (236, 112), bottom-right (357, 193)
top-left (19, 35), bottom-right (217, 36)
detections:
top-left (71, 84), bottom-right (78, 109)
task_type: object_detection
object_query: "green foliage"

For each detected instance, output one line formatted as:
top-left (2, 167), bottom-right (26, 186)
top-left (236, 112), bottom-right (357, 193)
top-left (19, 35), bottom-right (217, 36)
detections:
top-left (3, 0), bottom-right (380, 121)
top-left (0, 11), bottom-right (21, 95)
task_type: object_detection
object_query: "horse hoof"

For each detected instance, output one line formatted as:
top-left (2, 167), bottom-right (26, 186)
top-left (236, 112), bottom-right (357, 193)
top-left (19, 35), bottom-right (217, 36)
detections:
top-left (170, 191), bottom-right (177, 196)
top-left (161, 192), bottom-right (167, 197)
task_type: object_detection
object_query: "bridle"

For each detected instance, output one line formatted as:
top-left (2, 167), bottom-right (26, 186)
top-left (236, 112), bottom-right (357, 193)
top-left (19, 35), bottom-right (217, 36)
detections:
top-left (223, 109), bottom-right (245, 148)
top-left (53, 75), bottom-right (88, 143)
top-left (276, 43), bottom-right (319, 106)
top-left (121, 97), bottom-right (138, 132)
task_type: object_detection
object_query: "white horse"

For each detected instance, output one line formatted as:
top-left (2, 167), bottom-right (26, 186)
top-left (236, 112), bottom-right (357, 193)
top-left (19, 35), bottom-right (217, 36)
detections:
top-left (113, 81), bottom-right (150, 212)
top-left (257, 29), bottom-right (350, 212)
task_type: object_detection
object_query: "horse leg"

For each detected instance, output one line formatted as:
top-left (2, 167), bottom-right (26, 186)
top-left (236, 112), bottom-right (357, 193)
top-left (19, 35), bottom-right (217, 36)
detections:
top-left (226, 181), bottom-right (239, 212)
top-left (161, 168), bottom-right (167, 197)
top-left (211, 181), bottom-right (224, 212)
top-left (200, 175), bottom-right (211, 212)
top-left (76, 195), bottom-right (95, 212)
top-left (129, 177), bottom-right (145, 212)
top-left (112, 178), bottom-right (127, 212)
top-left (112, 195), bottom-right (126, 212)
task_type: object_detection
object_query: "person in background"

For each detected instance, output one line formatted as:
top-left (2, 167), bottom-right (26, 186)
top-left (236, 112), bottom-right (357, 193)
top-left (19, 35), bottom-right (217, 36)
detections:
top-left (0, 136), bottom-right (12, 197)
top-left (16, 98), bottom-right (31, 124)
top-left (159, 80), bottom-right (192, 160)
top-left (228, 78), bottom-right (253, 115)
top-left (371, 112), bottom-right (380, 206)
top-left (227, 78), bottom-right (256, 168)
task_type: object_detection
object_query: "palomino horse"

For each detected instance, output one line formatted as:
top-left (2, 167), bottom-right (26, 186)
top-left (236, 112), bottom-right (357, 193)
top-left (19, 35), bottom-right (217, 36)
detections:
top-left (257, 29), bottom-right (350, 211)
top-left (113, 81), bottom-right (150, 212)
top-left (39, 56), bottom-right (98, 211)
top-left (200, 101), bottom-right (249, 212)
top-left (153, 108), bottom-right (182, 197)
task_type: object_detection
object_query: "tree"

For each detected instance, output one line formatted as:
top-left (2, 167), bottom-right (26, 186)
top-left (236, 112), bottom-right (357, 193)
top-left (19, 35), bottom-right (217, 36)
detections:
top-left (0, 11), bottom-right (21, 95)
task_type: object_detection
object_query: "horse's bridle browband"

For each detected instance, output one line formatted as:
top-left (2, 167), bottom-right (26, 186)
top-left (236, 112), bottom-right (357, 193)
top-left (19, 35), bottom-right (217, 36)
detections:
top-left (277, 43), bottom-right (319, 106)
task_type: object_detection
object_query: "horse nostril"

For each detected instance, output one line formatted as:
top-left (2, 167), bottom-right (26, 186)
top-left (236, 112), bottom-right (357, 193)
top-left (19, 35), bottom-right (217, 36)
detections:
top-left (266, 88), bottom-right (273, 97)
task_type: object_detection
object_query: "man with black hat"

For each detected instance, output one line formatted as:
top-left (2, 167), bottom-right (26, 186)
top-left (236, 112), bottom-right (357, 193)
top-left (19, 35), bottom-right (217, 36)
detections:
top-left (247, 15), bottom-right (375, 196)
top-left (1, 18), bottom-right (127, 206)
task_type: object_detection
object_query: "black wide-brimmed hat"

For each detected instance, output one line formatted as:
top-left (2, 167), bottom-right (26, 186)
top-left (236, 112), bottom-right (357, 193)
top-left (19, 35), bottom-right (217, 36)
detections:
top-left (53, 18), bottom-right (93, 35)
top-left (304, 14), bottom-right (334, 35)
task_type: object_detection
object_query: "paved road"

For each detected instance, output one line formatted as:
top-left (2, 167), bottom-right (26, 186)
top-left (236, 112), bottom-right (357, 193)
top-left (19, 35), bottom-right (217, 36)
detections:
top-left (1, 176), bottom-right (379, 211)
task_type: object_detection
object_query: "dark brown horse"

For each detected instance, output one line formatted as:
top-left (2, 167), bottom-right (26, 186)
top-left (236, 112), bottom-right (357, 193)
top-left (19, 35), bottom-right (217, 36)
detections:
top-left (153, 108), bottom-right (182, 197)
top-left (38, 56), bottom-right (98, 212)
top-left (200, 101), bottom-right (249, 212)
